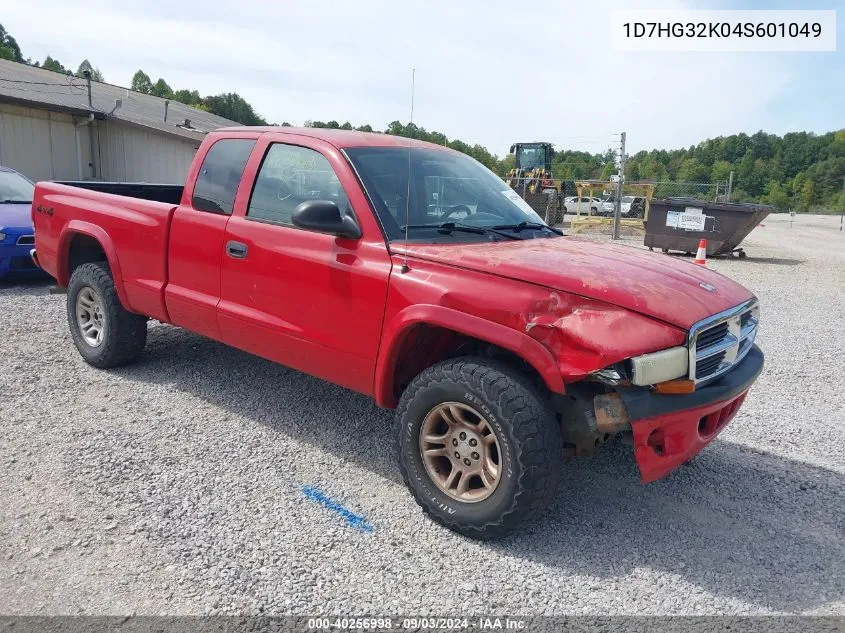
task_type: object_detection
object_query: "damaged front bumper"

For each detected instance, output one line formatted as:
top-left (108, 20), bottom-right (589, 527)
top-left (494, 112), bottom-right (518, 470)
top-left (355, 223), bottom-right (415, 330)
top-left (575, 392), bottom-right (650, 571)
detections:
top-left (619, 344), bottom-right (764, 482)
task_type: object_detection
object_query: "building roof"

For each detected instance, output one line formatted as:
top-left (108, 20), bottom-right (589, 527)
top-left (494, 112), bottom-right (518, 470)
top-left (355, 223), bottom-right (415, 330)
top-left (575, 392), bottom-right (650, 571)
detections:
top-left (0, 59), bottom-right (241, 142)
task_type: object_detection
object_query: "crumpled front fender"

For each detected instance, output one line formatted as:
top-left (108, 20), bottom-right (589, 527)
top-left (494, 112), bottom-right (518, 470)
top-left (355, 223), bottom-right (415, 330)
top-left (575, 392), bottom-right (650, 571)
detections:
top-left (521, 291), bottom-right (686, 380)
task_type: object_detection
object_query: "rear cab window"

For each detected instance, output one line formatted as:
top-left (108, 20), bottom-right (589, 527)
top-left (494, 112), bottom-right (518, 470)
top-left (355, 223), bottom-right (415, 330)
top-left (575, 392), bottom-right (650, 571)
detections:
top-left (192, 139), bottom-right (257, 214)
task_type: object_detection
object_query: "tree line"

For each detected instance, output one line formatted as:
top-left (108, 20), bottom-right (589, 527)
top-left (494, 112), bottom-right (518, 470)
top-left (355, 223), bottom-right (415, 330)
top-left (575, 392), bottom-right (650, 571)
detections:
top-left (623, 130), bottom-right (845, 211)
top-left (2, 23), bottom-right (842, 210)
top-left (1, 24), bottom-right (106, 82)
top-left (129, 70), bottom-right (267, 126)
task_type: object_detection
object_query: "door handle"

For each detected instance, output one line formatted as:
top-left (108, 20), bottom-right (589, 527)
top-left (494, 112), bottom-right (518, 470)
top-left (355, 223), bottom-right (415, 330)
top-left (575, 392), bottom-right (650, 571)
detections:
top-left (226, 240), bottom-right (248, 259)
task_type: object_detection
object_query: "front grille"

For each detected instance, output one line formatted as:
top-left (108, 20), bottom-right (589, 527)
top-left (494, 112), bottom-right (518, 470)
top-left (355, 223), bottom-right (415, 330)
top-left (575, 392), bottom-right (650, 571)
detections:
top-left (689, 300), bottom-right (759, 385)
top-left (16, 235), bottom-right (34, 246)
top-left (695, 351), bottom-right (726, 379)
top-left (696, 322), bottom-right (728, 351)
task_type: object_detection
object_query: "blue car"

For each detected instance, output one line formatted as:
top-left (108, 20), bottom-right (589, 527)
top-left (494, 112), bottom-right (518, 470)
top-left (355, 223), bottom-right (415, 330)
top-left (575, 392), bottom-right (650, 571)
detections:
top-left (0, 166), bottom-right (41, 280)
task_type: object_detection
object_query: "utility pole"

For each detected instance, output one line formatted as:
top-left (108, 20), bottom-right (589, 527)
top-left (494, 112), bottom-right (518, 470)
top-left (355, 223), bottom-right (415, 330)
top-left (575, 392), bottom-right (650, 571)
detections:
top-left (840, 176), bottom-right (844, 231)
top-left (727, 170), bottom-right (734, 202)
top-left (613, 132), bottom-right (626, 240)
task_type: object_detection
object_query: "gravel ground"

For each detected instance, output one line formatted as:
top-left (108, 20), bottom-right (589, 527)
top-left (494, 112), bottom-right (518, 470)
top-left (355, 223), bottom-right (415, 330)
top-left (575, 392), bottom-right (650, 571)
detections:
top-left (1, 213), bottom-right (843, 616)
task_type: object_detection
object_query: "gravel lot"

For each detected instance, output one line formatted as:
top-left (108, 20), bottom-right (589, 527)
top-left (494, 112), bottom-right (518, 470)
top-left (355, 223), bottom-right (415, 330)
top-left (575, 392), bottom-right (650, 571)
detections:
top-left (1, 213), bottom-right (844, 616)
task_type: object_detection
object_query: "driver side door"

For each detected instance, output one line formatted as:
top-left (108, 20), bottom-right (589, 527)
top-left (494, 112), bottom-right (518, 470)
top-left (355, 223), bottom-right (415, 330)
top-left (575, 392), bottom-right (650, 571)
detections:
top-left (217, 137), bottom-right (393, 395)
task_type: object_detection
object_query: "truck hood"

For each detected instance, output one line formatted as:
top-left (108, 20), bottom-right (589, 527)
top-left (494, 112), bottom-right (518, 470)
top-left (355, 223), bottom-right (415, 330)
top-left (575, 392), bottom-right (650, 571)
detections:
top-left (396, 237), bottom-right (753, 330)
top-left (0, 202), bottom-right (33, 230)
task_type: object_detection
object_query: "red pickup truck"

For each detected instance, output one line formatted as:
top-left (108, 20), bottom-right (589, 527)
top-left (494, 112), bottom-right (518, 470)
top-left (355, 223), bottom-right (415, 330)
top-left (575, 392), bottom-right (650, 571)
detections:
top-left (31, 127), bottom-right (763, 538)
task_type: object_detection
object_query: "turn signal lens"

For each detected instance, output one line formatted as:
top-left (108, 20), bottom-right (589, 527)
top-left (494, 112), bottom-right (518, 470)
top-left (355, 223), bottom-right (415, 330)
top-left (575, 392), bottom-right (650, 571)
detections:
top-left (653, 379), bottom-right (696, 394)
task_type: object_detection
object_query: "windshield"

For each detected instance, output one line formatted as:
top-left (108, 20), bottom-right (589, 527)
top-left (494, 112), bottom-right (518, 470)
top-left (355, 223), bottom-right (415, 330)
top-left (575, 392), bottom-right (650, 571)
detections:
top-left (0, 170), bottom-right (35, 203)
top-left (345, 147), bottom-right (554, 242)
top-left (622, 196), bottom-right (634, 203)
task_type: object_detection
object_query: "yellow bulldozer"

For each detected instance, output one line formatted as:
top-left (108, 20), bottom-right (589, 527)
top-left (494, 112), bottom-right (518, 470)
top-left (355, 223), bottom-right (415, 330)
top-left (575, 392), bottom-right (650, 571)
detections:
top-left (505, 142), bottom-right (564, 224)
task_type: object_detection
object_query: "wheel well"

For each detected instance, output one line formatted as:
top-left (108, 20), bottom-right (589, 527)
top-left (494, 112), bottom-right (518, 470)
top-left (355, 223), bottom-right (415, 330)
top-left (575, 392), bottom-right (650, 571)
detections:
top-left (67, 233), bottom-right (107, 276)
top-left (390, 324), bottom-right (547, 405)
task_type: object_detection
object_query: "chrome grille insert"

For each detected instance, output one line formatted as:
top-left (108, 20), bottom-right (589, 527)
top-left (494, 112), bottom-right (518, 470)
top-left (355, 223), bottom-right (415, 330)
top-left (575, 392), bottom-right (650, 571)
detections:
top-left (695, 351), bottom-right (726, 379)
top-left (696, 322), bottom-right (729, 351)
top-left (689, 299), bottom-right (759, 386)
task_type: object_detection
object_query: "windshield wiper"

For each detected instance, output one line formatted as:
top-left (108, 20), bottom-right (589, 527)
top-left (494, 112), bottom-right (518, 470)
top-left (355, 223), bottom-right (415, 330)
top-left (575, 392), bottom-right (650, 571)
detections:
top-left (0, 200), bottom-right (32, 204)
top-left (492, 221), bottom-right (563, 235)
top-left (399, 222), bottom-right (523, 240)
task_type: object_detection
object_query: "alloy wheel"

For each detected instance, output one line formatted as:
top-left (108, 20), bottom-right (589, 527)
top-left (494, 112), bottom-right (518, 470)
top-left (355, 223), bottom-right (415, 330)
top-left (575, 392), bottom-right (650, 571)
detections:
top-left (419, 402), bottom-right (502, 503)
top-left (76, 286), bottom-right (106, 347)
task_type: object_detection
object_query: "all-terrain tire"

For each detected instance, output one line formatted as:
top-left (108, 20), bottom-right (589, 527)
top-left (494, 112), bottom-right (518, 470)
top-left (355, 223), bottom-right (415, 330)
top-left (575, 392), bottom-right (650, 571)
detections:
top-left (67, 262), bottom-right (148, 368)
top-left (396, 357), bottom-right (562, 539)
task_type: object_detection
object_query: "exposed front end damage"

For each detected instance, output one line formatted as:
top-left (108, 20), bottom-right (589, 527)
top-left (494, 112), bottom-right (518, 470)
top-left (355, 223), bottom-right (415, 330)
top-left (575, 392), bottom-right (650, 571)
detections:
top-left (552, 345), bottom-right (764, 482)
top-left (554, 387), bottom-right (633, 456)
top-left (381, 242), bottom-right (763, 485)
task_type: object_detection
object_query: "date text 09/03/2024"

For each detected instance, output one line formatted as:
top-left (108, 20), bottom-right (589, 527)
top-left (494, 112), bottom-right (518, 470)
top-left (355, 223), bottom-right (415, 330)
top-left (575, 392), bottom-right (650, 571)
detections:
top-left (306, 617), bottom-right (526, 630)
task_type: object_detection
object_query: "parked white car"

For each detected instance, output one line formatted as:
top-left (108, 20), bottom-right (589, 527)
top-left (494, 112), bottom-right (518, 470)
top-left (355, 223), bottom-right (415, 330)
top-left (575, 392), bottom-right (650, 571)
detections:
top-left (598, 198), bottom-right (616, 215)
top-left (599, 196), bottom-right (647, 217)
top-left (562, 196), bottom-right (601, 214)
top-left (622, 196), bottom-right (647, 217)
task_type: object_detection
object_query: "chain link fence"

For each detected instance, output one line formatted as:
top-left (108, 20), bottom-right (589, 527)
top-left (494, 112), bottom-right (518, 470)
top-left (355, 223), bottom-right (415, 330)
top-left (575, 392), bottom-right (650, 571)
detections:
top-left (651, 180), bottom-right (730, 201)
top-left (502, 177), bottom-right (565, 225)
top-left (499, 178), bottom-right (733, 236)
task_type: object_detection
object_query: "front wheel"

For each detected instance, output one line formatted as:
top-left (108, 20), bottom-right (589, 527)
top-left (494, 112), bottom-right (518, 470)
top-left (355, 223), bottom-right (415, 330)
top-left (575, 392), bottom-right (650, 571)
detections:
top-left (396, 357), bottom-right (562, 539)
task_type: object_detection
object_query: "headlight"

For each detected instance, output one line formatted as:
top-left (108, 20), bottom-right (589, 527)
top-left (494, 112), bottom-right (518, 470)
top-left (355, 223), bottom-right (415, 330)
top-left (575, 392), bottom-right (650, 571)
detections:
top-left (629, 346), bottom-right (689, 386)
top-left (0, 232), bottom-right (6, 242)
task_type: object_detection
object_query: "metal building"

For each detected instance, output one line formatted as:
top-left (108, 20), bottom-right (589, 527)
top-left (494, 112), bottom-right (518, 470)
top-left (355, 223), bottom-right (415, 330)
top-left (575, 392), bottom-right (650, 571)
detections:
top-left (0, 59), bottom-right (241, 184)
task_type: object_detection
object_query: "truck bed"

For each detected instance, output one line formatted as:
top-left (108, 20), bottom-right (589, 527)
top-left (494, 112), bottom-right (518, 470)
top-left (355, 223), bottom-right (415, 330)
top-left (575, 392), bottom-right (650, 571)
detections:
top-left (54, 181), bottom-right (184, 205)
top-left (32, 181), bottom-right (177, 322)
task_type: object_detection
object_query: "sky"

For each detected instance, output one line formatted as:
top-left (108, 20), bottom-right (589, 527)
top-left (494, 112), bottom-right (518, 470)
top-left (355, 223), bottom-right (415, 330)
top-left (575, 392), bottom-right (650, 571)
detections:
top-left (3, 0), bottom-right (843, 157)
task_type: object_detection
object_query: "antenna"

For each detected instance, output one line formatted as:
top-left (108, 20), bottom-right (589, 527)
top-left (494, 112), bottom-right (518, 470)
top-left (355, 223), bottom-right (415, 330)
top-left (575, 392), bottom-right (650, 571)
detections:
top-left (401, 68), bottom-right (415, 274)
top-left (410, 68), bottom-right (415, 124)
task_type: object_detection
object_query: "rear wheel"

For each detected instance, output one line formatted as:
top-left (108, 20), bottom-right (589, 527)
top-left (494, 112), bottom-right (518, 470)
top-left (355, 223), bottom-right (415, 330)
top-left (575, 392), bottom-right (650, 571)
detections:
top-left (396, 357), bottom-right (562, 539)
top-left (67, 262), bottom-right (148, 368)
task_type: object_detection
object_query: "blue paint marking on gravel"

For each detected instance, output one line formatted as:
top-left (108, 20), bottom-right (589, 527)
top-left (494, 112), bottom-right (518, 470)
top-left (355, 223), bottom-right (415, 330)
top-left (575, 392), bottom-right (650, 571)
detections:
top-left (301, 485), bottom-right (375, 533)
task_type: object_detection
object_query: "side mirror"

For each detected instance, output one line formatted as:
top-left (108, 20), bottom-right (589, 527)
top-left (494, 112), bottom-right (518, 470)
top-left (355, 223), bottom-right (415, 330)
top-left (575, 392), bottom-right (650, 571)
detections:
top-left (291, 200), bottom-right (362, 239)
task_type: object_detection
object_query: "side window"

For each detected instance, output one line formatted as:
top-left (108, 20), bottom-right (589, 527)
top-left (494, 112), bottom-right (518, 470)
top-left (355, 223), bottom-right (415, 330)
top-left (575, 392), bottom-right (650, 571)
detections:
top-left (247, 143), bottom-right (350, 226)
top-left (192, 139), bottom-right (256, 214)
